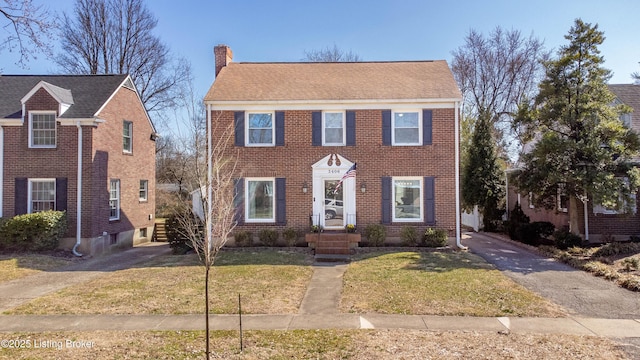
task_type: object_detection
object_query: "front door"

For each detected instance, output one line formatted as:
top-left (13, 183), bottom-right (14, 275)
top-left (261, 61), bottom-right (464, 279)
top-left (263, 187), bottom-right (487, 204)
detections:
top-left (323, 179), bottom-right (344, 229)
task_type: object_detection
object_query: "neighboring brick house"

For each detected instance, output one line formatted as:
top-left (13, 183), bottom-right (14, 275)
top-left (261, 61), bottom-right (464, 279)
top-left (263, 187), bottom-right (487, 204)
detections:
top-left (204, 45), bottom-right (463, 246)
top-left (507, 84), bottom-right (640, 242)
top-left (0, 75), bottom-right (156, 255)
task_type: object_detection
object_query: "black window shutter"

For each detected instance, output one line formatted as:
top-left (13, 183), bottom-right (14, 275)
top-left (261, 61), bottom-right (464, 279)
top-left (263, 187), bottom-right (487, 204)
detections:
top-left (381, 177), bottom-right (391, 224)
top-left (234, 111), bottom-right (245, 147)
top-left (423, 109), bottom-right (433, 145)
top-left (346, 110), bottom-right (356, 146)
top-left (55, 178), bottom-right (68, 211)
top-left (233, 178), bottom-right (244, 224)
top-left (275, 111), bottom-right (285, 146)
top-left (424, 177), bottom-right (435, 225)
top-left (382, 110), bottom-right (391, 145)
top-left (312, 111), bottom-right (322, 146)
top-left (275, 178), bottom-right (286, 225)
top-left (14, 178), bottom-right (28, 215)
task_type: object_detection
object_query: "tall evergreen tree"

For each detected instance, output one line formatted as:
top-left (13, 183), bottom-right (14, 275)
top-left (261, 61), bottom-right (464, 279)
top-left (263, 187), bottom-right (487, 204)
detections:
top-left (515, 19), bottom-right (640, 234)
top-left (462, 112), bottom-right (504, 230)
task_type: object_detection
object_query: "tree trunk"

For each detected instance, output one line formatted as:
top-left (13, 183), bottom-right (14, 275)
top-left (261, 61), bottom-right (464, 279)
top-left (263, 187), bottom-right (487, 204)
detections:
top-left (569, 195), bottom-right (580, 236)
top-left (205, 265), bottom-right (210, 360)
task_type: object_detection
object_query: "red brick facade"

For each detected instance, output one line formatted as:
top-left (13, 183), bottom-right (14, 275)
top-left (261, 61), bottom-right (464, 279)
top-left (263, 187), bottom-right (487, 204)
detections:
top-left (2, 80), bottom-right (155, 254)
top-left (212, 108), bottom-right (458, 239)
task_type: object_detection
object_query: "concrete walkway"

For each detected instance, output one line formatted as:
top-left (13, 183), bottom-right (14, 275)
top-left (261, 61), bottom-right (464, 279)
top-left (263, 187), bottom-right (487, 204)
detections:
top-left (0, 241), bottom-right (639, 343)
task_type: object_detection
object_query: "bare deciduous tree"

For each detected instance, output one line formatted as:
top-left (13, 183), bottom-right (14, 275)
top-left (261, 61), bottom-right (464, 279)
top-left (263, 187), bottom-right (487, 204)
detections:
top-left (451, 27), bottom-right (548, 156)
top-left (303, 43), bottom-right (361, 62)
top-left (56, 0), bottom-right (188, 114)
top-left (0, 0), bottom-right (55, 68)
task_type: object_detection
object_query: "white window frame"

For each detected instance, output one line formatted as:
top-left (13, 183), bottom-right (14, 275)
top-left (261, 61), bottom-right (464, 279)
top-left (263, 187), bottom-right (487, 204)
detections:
top-left (557, 185), bottom-right (568, 213)
top-left (245, 177), bottom-right (275, 223)
top-left (109, 179), bottom-right (120, 221)
top-left (139, 180), bottom-right (148, 201)
top-left (392, 110), bottom-right (422, 146)
top-left (123, 120), bottom-right (133, 153)
top-left (528, 192), bottom-right (535, 209)
top-left (392, 177), bottom-right (424, 222)
top-left (593, 178), bottom-right (637, 215)
top-left (246, 112), bottom-right (275, 146)
top-left (29, 111), bottom-right (57, 148)
top-left (322, 111), bottom-right (346, 146)
top-left (28, 178), bottom-right (55, 213)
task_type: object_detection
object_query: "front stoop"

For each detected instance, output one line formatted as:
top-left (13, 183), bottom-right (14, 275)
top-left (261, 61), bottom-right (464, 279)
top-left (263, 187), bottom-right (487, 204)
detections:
top-left (306, 232), bottom-right (361, 259)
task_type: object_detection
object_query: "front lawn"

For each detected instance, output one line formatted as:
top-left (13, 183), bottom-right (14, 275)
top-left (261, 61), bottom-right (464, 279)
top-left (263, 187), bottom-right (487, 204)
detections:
top-left (0, 254), bottom-right (76, 284)
top-left (6, 250), bottom-right (314, 315)
top-left (341, 251), bottom-right (565, 317)
top-left (0, 330), bottom-right (630, 359)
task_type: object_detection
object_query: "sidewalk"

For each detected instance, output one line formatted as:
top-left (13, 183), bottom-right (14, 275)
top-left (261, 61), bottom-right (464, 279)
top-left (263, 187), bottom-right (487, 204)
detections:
top-left (0, 243), bottom-right (639, 341)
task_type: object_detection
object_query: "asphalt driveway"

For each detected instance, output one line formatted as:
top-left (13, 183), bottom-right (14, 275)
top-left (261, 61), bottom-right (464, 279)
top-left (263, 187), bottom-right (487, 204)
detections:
top-left (464, 232), bottom-right (640, 319)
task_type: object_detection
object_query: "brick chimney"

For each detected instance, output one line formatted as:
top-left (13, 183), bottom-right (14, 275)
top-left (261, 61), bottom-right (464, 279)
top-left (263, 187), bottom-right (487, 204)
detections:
top-left (214, 45), bottom-right (233, 77)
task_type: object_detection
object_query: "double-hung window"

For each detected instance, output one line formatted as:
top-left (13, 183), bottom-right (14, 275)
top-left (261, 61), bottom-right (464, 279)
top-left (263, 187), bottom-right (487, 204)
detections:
top-left (123, 121), bottom-right (133, 153)
top-left (29, 112), bottom-right (56, 148)
top-left (323, 112), bottom-right (345, 145)
top-left (109, 179), bottom-right (120, 220)
top-left (139, 180), bottom-right (148, 201)
top-left (247, 112), bottom-right (274, 146)
top-left (245, 178), bottom-right (275, 222)
top-left (392, 177), bottom-right (423, 222)
top-left (392, 111), bottom-right (421, 145)
top-left (29, 179), bottom-right (55, 213)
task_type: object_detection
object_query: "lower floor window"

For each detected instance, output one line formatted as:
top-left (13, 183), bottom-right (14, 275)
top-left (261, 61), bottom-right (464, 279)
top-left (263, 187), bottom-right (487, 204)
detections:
top-left (110, 179), bottom-right (120, 220)
top-left (29, 179), bottom-right (55, 213)
top-left (246, 178), bottom-right (274, 222)
top-left (393, 177), bottom-right (423, 221)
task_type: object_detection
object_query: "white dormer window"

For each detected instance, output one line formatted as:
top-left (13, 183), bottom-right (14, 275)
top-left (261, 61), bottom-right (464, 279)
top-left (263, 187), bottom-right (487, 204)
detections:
top-left (29, 111), bottom-right (57, 148)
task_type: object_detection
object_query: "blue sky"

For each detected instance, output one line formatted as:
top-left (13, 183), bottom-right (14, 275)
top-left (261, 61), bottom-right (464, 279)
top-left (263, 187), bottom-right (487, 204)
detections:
top-left (3, 0), bottom-right (640, 115)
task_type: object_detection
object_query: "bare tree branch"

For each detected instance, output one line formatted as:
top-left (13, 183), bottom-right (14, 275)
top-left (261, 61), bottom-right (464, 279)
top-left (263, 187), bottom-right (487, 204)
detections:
top-left (0, 0), bottom-right (56, 68)
top-left (303, 43), bottom-right (361, 62)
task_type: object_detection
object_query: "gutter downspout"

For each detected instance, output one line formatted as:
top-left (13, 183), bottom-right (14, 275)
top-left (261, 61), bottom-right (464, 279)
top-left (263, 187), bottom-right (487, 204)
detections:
top-left (455, 101), bottom-right (464, 249)
top-left (72, 122), bottom-right (83, 257)
top-left (583, 193), bottom-right (590, 242)
top-left (504, 170), bottom-right (509, 219)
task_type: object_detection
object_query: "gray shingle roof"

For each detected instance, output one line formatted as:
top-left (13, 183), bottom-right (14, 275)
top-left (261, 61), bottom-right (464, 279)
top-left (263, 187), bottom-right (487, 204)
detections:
top-left (609, 84), bottom-right (640, 114)
top-left (0, 74), bottom-right (128, 119)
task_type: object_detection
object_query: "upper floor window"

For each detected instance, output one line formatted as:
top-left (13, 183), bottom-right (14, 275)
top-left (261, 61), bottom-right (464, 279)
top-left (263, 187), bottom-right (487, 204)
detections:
top-left (323, 112), bottom-right (345, 145)
top-left (247, 112), bottom-right (274, 146)
top-left (393, 111), bottom-right (421, 145)
top-left (29, 112), bottom-right (56, 148)
top-left (29, 179), bottom-right (55, 213)
top-left (392, 177), bottom-right (423, 222)
top-left (557, 184), bottom-right (568, 213)
top-left (123, 121), bottom-right (133, 153)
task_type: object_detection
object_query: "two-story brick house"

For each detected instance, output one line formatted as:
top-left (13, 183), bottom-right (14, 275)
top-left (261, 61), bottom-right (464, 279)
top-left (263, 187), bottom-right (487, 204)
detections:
top-left (204, 45), bottom-right (462, 247)
top-left (0, 75), bottom-right (156, 255)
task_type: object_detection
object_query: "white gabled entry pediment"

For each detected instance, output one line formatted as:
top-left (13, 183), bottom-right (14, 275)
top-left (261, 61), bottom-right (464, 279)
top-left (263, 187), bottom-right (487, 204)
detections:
top-left (311, 154), bottom-right (357, 229)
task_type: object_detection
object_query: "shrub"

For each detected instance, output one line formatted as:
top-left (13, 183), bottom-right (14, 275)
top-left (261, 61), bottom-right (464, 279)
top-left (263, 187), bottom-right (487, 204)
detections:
top-left (423, 227), bottom-right (448, 247)
top-left (282, 227), bottom-right (298, 247)
top-left (507, 202), bottom-right (530, 241)
top-left (594, 242), bottom-right (640, 258)
top-left (0, 211), bottom-right (67, 251)
top-left (629, 235), bottom-right (640, 243)
top-left (400, 225), bottom-right (419, 246)
top-left (515, 221), bottom-right (555, 246)
top-left (621, 257), bottom-right (639, 272)
top-left (234, 230), bottom-right (253, 247)
top-left (553, 229), bottom-right (583, 250)
top-left (364, 224), bottom-right (386, 247)
top-left (258, 229), bottom-right (279, 246)
top-left (165, 215), bottom-right (196, 255)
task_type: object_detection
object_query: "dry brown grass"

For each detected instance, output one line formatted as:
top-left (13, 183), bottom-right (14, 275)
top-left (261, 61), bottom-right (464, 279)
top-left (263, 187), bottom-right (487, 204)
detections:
top-left (341, 251), bottom-right (566, 317)
top-left (0, 330), bottom-right (632, 359)
top-left (6, 250), bottom-right (314, 315)
top-left (0, 254), bottom-right (76, 284)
